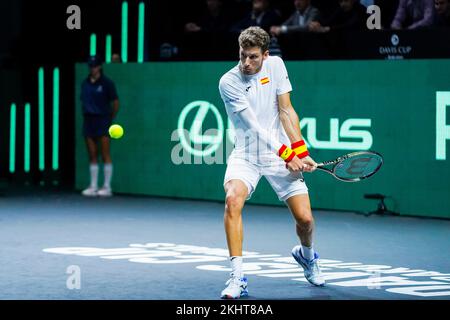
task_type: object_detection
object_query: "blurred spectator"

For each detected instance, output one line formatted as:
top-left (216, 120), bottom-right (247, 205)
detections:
top-left (391, 0), bottom-right (435, 29)
top-left (434, 0), bottom-right (450, 26)
top-left (231, 0), bottom-right (282, 33)
top-left (309, 0), bottom-right (368, 33)
top-left (184, 0), bottom-right (231, 34)
top-left (230, 0), bottom-right (253, 19)
top-left (270, 0), bottom-right (321, 36)
top-left (376, 0), bottom-right (401, 29)
top-left (360, 0), bottom-right (375, 6)
top-left (159, 43), bottom-right (179, 59)
top-left (111, 53), bottom-right (121, 63)
top-left (312, 0), bottom-right (340, 21)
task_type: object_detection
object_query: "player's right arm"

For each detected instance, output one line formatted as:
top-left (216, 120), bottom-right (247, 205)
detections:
top-left (219, 76), bottom-right (305, 172)
top-left (278, 93), bottom-right (316, 172)
top-left (273, 56), bottom-right (316, 173)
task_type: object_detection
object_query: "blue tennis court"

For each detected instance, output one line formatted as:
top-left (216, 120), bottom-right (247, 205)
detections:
top-left (1, 189), bottom-right (449, 300)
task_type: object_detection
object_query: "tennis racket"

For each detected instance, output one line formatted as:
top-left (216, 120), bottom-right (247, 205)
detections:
top-left (316, 151), bottom-right (383, 182)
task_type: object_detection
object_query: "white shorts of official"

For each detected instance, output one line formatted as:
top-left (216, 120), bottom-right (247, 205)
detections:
top-left (223, 156), bottom-right (308, 202)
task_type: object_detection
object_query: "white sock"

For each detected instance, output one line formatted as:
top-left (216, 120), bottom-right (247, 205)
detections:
top-left (230, 256), bottom-right (243, 279)
top-left (301, 245), bottom-right (315, 261)
top-left (89, 164), bottom-right (99, 189)
top-left (103, 163), bottom-right (113, 189)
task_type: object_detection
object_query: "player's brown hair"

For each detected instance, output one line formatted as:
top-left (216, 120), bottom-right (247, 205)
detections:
top-left (238, 26), bottom-right (270, 53)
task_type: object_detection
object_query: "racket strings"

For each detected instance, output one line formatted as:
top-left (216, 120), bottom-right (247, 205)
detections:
top-left (334, 154), bottom-right (382, 181)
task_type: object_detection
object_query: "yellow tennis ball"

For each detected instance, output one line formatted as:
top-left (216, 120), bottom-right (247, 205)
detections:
top-left (109, 124), bottom-right (124, 139)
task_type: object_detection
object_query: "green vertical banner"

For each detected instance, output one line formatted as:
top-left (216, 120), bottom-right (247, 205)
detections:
top-left (121, 2), bottom-right (128, 63)
top-left (9, 103), bottom-right (16, 173)
top-left (105, 34), bottom-right (112, 63)
top-left (52, 68), bottom-right (59, 171)
top-left (38, 67), bottom-right (45, 171)
top-left (75, 60), bottom-right (450, 219)
top-left (137, 2), bottom-right (145, 63)
top-left (90, 33), bottom-right (97, 56)
top-left (24, 103), bottom-right (30, 173)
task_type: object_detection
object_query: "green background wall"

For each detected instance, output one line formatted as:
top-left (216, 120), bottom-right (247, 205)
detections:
top-left (75, 60), bottom-right (450, 219)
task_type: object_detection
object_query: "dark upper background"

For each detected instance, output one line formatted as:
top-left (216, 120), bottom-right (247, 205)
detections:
top-left (0, 0), bottom-right (439, 66)
top-left (0, 0), bottom-right (449, 187)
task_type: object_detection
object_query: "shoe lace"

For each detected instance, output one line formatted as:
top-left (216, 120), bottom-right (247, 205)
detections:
top-left (225, 277), bottom-right (243, 288)
top-left (310, 259), bottom-right (322, 276)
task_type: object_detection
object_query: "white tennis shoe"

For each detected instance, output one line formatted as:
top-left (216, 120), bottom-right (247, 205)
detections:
top-left (97, 186), bottom-right (112, 197)
top-left (291, 245), bottom-right (325, 287)
top-left (81, 186), bottom-right (98, 197)
top-left (220, 276), bottom-right (248, 299)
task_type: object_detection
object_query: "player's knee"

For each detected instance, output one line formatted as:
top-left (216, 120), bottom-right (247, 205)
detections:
top-left (225, 193), bottom-right (245, 216)
top-left (296, 213), bottom-right (314, 229)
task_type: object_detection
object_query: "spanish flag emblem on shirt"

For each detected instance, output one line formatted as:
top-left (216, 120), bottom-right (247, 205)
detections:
top-left (260, 77), bottom-right (270, 85)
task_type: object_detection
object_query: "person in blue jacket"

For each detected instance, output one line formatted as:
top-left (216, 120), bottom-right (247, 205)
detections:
top-left (80, 56), bottom-right (119, 197)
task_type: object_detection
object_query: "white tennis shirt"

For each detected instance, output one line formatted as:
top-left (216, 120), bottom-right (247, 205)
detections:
top-left (219, 55), bottom-right (293, 165)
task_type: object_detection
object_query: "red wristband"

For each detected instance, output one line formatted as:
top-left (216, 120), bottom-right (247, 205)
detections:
top-left (278, 144), bottom-right (296, 162)
top-left (291, 140), bottom-right (309, 159)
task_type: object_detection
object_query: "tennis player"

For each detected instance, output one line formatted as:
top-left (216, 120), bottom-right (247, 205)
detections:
top-left (80, 56), bottom-right (119, 197)
top-left (218, 26), bottom-right (325, 299)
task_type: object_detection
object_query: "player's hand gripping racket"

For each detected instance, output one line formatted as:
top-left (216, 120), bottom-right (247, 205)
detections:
top-left (316, 151), bottom-right (383, 182)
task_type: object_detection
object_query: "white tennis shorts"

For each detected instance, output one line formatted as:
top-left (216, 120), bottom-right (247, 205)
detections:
top-left (223, 156), bottom-right (308, 201)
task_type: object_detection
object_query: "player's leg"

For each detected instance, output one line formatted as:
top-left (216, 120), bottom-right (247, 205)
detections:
top-left (221, 157), bottom-right (260, 299)
top-left (264, 164), bottom-right (325, 286)
top-left (82, 136), bottom-right (99, 196)
top-left (221, 179), bottom-right (248, 299)
top-left (286, 193), bottom-right (325, 286)
top-left (286, 194), bottom-right (314, 251)
top-left (224, 179), bottom-right (248, 257)
top-left (98, 135), bottom-right (113, 196)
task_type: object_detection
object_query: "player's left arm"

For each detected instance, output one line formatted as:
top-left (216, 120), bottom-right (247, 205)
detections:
top-left (278, 93), bottom-right (301, 142)
top-left (278, 92), bottom-right (317, 172)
